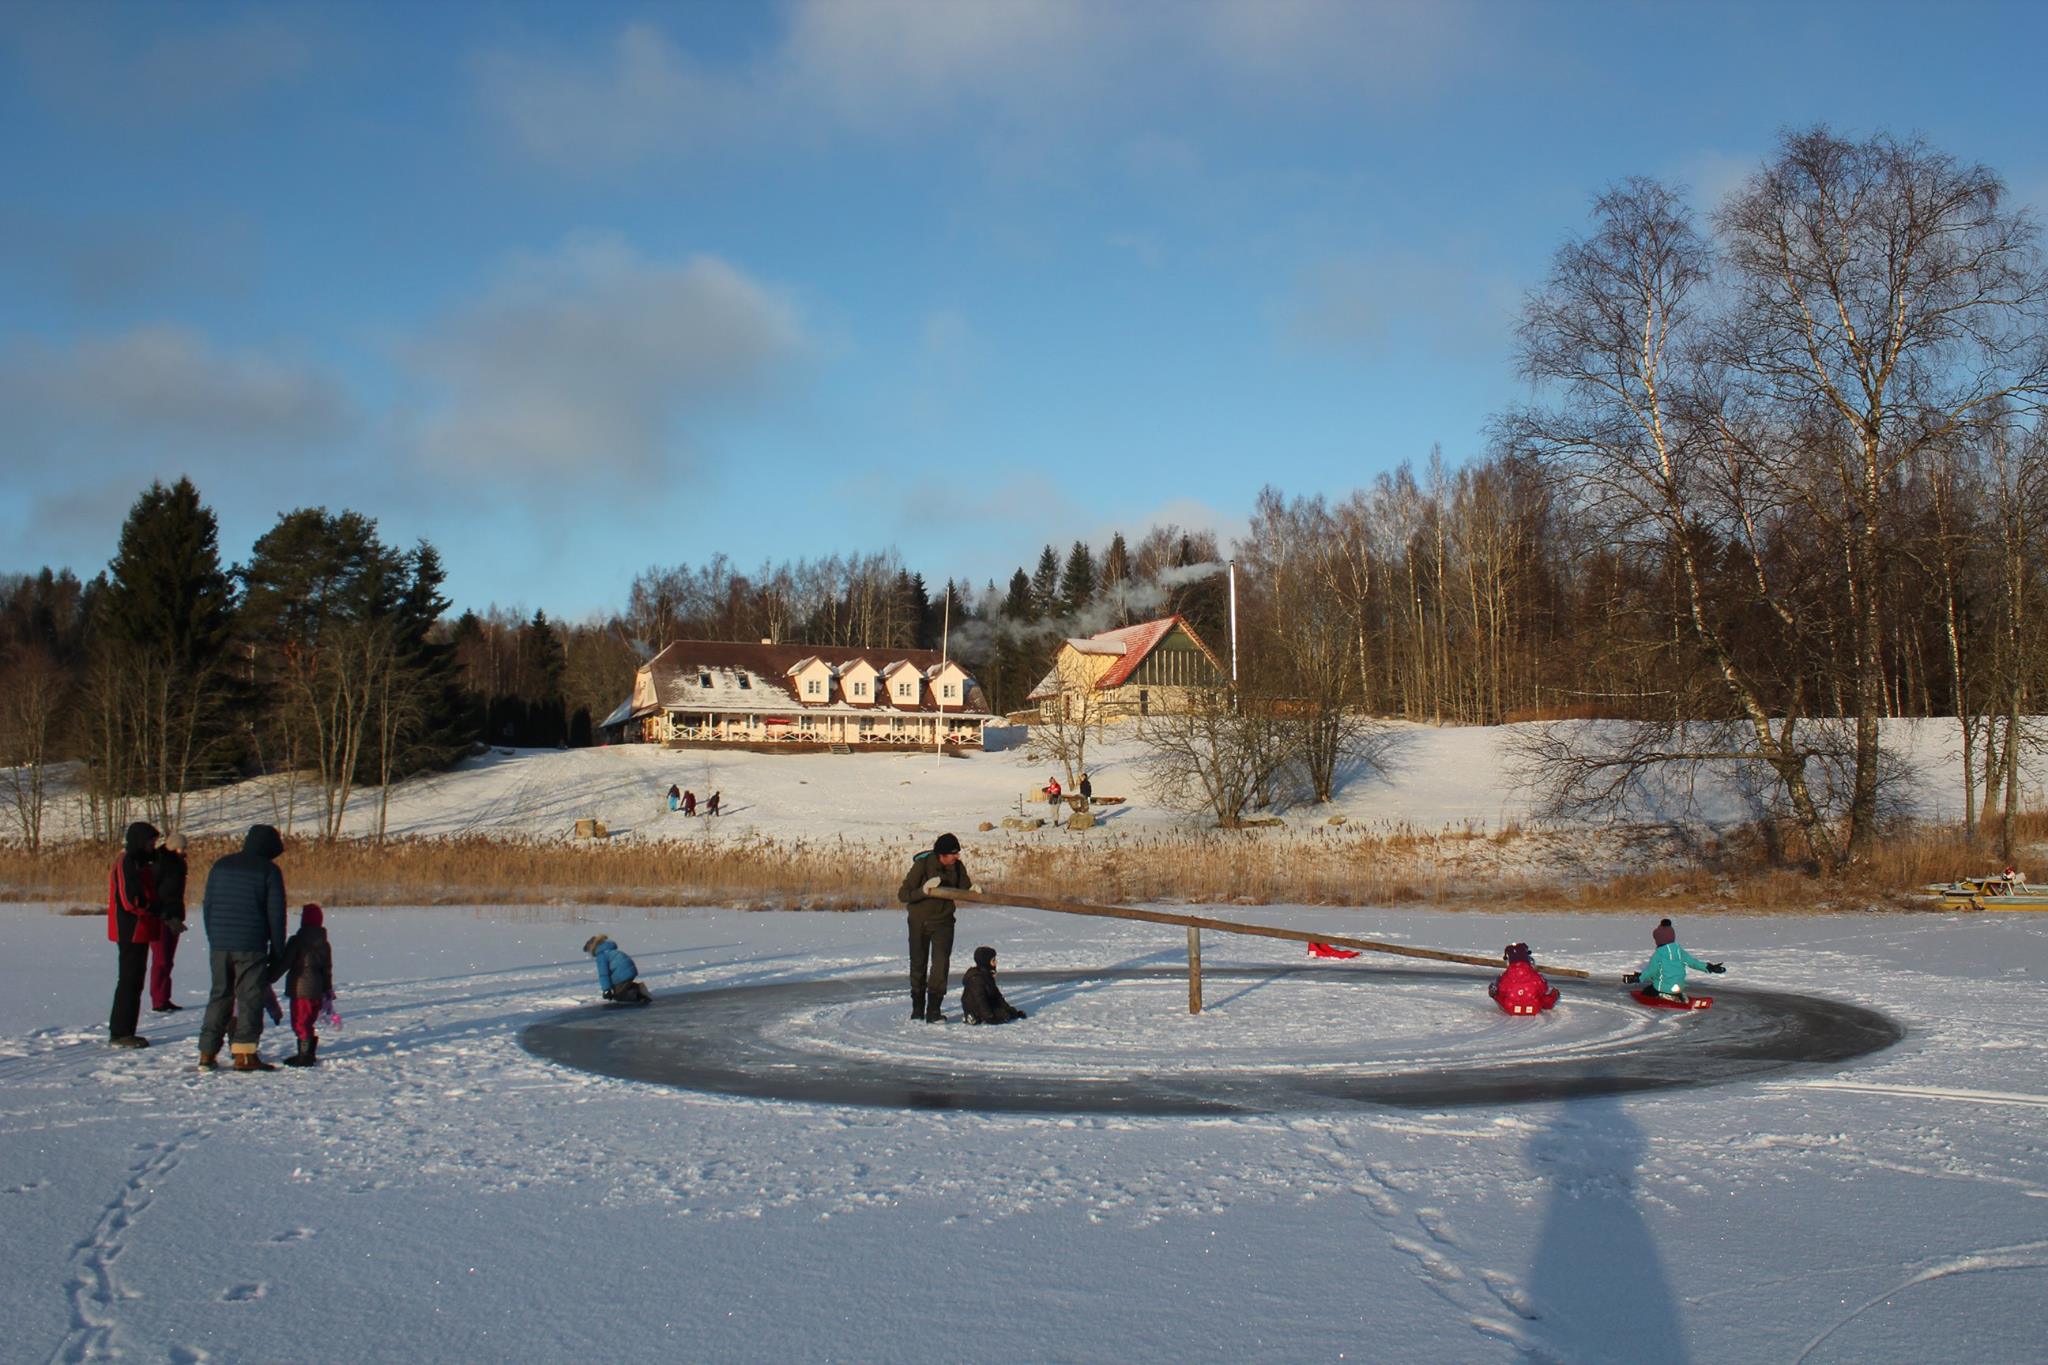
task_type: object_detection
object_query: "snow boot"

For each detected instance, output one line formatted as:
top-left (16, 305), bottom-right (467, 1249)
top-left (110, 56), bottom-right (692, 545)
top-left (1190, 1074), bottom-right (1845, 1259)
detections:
top-left (910, 991), bottom-right (926, 1022)
top-left (108, 1035), bottom-right (149, 1049)
top-left (232, 1050), bottom-right (277, 1073)
top-left (284, 1036), bottom-right (318, 1067)
top-left (924, 1001), bottom-right (949, 1024)
top-left (197, 1052), bottom-right (218, 1072)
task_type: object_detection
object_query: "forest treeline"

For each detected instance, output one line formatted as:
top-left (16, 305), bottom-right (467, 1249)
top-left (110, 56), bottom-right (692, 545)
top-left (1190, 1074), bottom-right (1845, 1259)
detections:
top-left (4, 127), bottom-right (2045, 866)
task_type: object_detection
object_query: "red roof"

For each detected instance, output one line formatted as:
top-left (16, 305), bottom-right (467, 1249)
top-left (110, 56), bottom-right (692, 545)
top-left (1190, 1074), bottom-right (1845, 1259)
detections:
top-left (1028, 616), bottom-right (1224, 698)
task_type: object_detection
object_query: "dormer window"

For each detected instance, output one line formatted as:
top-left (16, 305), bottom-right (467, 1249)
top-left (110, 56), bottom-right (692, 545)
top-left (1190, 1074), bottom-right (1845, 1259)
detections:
top-left (737, 675), bottom-right (750, 690)
top-left (700, 673), bottom-right (712, 687)
top-left (853, 681), bottom-right (867, 697)
top-left (943, 683), bottom-right (957, 700)
top-left (897, 682), bottom-right (914, 699)
top-left (805, 679), bottom-right (822, 697)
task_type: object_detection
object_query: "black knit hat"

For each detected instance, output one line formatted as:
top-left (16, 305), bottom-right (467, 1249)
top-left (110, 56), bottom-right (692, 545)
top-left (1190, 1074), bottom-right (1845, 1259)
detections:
top-left (973, 946), bottom-right (996, 968)
top-left (934, 832), bottom-right (961, 855)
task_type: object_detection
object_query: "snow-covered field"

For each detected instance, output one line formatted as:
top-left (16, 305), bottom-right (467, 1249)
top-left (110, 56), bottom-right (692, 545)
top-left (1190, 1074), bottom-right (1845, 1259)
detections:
top-left (27, 717), bottom-right (2041, 856)
top-left (5, 900), bottom-right (2044, 1362)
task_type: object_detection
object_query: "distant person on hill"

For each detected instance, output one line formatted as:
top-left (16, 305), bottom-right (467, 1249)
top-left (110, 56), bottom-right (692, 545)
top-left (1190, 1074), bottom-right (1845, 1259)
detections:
top-left (584, 934), bottom-right (651, 1004)
top-left (1623, 918), bottom-right (1725, 1003)
top-left (706, 791), bottom-right (721, 817)
top-left (1042, 775), bottom-right (1061, 804)
top-left (667, 784), bottom-right (681, 812)
top-left (682, 790), bottom-right (697, 817)
top-left (106, 820), bottom-right (162, 1049)
top-left (898, 833), bottom-right (974, 1023)
top-left (960, 946), bottom-right (1027, 1025)
top-left (281, 904), bottom-right (334, 1067)
top-left (1489, 942), bottom-right (1560, 1014)
top-left (1079, 773), bottom-right (1092, 804)
top-left (197, 824), bottom-right (289, 1072)
top-left (149, 832), bottom-right (189, 1014)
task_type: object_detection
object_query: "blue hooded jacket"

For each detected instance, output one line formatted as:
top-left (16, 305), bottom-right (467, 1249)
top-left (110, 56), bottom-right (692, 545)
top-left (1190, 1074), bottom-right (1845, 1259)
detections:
top-left (593, 941), bottom-right (638, 992)
top-left (201, 825), bottom-right (288, 958)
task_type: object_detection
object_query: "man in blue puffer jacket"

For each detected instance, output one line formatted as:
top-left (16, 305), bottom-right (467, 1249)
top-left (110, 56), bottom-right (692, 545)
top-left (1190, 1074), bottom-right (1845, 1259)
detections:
top-left (197, 824), bottom-right (289, 1072)
top-left (583, 935), bottom-right (651, 1004)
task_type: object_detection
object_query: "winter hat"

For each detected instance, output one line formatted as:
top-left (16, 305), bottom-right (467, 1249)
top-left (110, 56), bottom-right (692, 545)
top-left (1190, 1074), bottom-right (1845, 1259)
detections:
top-left (973, 945), bottom-right (996, 969)
top-left (1653, 918), bottom-right (1676, 947)
top-left (123, 821), bottom-right (160, 858)
top-left (301, 903), bottom-right (323, 929)
top-left (582, 934), bottom-right (611, 955)
top-left (161, 831), bottom-right (186, 854)
top-left (1503, 942), bottom-right (1533, 965)
top-left (934, 832), bottom-right (961, 855)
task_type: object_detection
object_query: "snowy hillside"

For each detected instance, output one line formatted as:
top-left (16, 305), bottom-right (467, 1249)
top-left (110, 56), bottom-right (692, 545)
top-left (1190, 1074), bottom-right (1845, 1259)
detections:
top-left (27, 718), bottom-right (2031, 852)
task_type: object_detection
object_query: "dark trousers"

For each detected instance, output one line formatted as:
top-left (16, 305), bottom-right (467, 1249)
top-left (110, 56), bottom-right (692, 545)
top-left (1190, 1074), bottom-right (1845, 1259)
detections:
top-left (200, 951), bottom-right (273, 1054)
top-left (149, 930), bottom-right (180, 1009)
top-left (109, 940), bottom-right (149, 1039)
top-left (908, 913), bottom-right (955, 1006)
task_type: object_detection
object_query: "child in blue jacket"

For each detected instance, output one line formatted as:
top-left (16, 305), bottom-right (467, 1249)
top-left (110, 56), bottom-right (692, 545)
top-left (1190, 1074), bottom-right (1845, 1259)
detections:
top-left (1624, 918), bottom-right (1725, 1002)
top-left (583, 934), bottom-right (652, 1004)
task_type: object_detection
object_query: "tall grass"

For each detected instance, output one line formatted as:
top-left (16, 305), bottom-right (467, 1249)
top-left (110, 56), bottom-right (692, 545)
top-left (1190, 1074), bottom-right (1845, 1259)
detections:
top-left (7, 813), bottom-right (2040, 912)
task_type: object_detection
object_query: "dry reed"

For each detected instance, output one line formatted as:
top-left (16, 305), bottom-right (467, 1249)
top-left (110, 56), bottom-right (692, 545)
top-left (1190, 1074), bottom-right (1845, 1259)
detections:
top-left (7, 813), bottom-right (2039, 914)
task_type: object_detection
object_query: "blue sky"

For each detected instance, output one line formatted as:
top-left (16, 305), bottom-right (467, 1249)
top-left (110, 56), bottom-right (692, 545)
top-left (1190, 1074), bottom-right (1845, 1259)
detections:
top-left (4, 0), bottom-right (2045, 618)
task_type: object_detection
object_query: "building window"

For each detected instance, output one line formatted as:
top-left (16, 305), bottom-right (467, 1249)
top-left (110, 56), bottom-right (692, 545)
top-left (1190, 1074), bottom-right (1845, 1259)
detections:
top-left (700, 673), bottom-right (712, 687)
top-left (800, 715), bottom-right (815, 731)
top-left (1139, 688), bottom-right (1149, 716)
top-left (943, 683), bottom-right (957, 700)
top-left (737, 675), bottom-right (750, 689)
top-left (806, 679), bottom-right (821, 696)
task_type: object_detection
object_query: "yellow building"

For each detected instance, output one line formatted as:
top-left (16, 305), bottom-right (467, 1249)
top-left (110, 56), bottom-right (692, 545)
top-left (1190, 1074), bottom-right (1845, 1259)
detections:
top-left (1026, 615), bottom-right (1226, 721)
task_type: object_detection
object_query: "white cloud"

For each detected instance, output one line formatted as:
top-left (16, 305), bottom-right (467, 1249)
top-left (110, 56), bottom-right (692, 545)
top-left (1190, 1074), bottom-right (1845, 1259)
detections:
top-left (5, 9), bottom-right (314, 121)
top-left (1285, 250), bottom-right (1518, 358)
top-left (0, 324), bottom-right (351, 446)
top-left (471, 23), bottom-right (745, 171)
top-left (471, 1), bottom-right (1489, 170)
top-left (407, 233), bottom-right (806, 482)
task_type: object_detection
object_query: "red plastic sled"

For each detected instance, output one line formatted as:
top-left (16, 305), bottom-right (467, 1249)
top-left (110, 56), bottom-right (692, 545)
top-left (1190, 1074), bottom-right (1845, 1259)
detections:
top-left (1632, 989), bottom-right (1713, 1011)
top-left (1307, 943), bottom-right (1361, 959)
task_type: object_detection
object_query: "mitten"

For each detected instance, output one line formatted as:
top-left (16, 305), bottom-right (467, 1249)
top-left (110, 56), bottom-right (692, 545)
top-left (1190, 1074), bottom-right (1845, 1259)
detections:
top-left (1622, 971), bottom-right (1641, 984)
top-left (1706, 962), bottom-right (1726, 974)
top-left (602, 989), bottom-right (615, 1000)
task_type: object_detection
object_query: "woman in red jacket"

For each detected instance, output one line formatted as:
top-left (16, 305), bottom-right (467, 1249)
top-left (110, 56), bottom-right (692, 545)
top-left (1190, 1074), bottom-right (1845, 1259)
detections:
top-left (107, 821), bottom-right (162, 1048)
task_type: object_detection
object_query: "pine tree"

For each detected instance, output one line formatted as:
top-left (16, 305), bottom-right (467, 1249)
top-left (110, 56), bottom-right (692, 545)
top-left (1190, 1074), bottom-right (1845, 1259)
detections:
top-left (98, 478), bottom-right (239, 827)
top-left (1030, 545), bottom-right (1062, 620)
top-left (1003, 569), bottom-right (1035, 621)
top-left (1060, 541), bottom-right (1097, 614)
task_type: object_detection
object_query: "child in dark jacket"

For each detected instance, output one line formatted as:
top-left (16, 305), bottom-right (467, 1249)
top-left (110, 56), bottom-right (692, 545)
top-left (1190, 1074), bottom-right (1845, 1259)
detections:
top-left (960, 946), bottom-right (1027, 1025)
top-left (584, 934), bottom-right (652, 1003)
top-left (281, 903), bottom-right (333, 1067)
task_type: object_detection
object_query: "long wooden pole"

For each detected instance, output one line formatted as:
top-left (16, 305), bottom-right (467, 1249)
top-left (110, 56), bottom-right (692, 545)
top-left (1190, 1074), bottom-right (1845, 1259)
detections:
top-left (1187, 926), bottom-right (1202, 1013)
top-left (934, 886), bottom-right (1592, 979)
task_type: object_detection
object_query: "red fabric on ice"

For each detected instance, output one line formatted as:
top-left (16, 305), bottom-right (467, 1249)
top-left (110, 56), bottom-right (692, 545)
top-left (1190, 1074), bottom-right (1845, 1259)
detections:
top-left (1307, 943), bottom-right (1360, 959)
top-left (1491, 960), bottom-right (1560, 1012)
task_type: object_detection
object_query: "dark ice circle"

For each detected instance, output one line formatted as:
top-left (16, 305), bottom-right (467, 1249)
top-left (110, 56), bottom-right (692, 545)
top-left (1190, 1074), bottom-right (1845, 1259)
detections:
top-left (520, 966), bottom-right (1903, 1114)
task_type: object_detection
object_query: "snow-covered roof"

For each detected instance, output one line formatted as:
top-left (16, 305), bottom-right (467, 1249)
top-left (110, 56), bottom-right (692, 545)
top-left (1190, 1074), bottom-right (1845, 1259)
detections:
top-left (622, 639), bottom-right (990, 718)
top-left (1026, 615), bottom-right (1222, 699)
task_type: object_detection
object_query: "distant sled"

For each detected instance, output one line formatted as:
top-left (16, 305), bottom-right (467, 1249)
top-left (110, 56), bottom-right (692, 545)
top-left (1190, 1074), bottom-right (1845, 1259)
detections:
top-left (1632, 988), bottom-right (1712, 1011)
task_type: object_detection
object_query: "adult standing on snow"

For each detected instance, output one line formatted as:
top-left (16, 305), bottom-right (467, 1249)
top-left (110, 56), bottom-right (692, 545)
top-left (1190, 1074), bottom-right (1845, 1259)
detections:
top-left (149, 831), bottom-right (190, 1014)
top-left (897, 832), bottom-right (973, 1023)
top-left (197, 824), bottom-right (289, 1072)
top-left (106, 820), bottom-right (162, 1048)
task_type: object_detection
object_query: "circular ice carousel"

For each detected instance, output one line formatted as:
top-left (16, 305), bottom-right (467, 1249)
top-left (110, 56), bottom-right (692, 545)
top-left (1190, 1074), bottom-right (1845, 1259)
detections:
top-left (521, 965), bottom-right (1903, 1115)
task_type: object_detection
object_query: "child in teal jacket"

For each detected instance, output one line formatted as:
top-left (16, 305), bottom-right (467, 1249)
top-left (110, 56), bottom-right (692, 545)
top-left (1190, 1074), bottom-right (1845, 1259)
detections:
top-left (1625, 919), bottom-right (1725, 1001)
top-left (582, 934), bottom-right (652, 1004)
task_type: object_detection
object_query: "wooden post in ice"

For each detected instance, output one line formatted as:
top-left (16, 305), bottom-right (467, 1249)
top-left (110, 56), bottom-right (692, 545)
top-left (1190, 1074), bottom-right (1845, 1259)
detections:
top-left (1187, 926), bottom-right (1203, 1013)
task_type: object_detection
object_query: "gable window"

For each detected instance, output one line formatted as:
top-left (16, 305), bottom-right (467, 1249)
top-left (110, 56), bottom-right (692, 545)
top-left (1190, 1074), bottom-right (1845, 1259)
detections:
top-left (897, 682), bottom-right (913, 699)
top-left (853, 681), bottom-right (867, 697)
top-left (943, 683), bottom-right (957, 700)
top-left (805, 679), bottom-right (822, 697)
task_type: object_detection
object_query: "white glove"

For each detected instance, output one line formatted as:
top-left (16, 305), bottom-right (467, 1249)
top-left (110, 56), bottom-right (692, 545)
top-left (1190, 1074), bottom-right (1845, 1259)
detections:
top-left (921, 877), bottom-right (941, 893)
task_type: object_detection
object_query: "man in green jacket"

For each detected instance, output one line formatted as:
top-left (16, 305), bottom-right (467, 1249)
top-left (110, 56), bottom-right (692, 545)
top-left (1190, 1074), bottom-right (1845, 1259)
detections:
top-left (897, 833), bottom-right (973, 1023)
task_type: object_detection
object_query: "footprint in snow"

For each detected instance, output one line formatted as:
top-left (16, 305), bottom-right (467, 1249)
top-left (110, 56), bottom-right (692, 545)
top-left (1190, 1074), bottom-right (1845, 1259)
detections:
top-left (169, 1348), bottom-right (213, 1363)
top-left (268, 1228), bottom-right (314, 1244)
top-left (219, 1283), bottom-right (266, 1302)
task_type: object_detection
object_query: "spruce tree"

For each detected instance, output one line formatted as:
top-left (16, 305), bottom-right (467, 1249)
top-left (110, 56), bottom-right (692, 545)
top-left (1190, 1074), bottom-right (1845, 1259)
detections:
top-left (1060, 541), bottom-right (1097, 614)
top-left (1030, 545), bottom-right (1062, 620)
